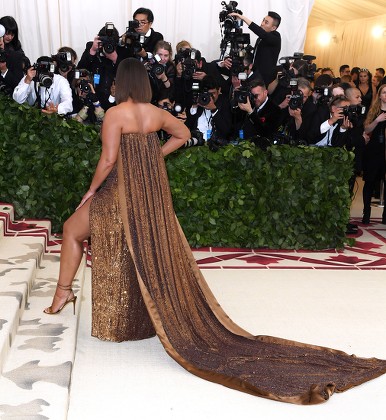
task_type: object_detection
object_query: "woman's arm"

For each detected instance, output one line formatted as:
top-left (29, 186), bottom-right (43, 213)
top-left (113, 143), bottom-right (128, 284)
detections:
top-left (364, 112), bottom-right (386, 134)
top-left (77, 108), bottom-right (121, 208)
top-left (160, 110), bottom-right (190, 156)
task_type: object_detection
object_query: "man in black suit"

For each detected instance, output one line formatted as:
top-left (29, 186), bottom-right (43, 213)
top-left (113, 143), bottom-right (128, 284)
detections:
top-left (230, 11), bottom-right (281, 86)
top-left (132, 8), bottom-right (163, 59)
top-left (185, 75), bottom-right (232, 142)
top-left (238, 79), bottom-right (282, 140)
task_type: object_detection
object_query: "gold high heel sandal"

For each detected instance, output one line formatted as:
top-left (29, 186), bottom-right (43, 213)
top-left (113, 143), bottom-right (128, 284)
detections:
top-left (43, 284), bottom-right (77, 315)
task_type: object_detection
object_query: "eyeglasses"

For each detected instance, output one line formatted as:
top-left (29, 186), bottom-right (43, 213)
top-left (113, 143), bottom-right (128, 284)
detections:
top-left (135, 20), bottom-right (149, 26)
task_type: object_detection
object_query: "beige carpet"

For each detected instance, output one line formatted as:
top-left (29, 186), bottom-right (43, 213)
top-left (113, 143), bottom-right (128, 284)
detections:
top-left (68, 179), bottom-right (386, 420)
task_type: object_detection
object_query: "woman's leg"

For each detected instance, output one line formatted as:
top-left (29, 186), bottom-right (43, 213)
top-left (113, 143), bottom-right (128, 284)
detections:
top-left (44, 198), bottom-right (92, 313)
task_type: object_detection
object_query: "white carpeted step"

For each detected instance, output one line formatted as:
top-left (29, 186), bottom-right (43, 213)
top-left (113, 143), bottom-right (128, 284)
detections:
top-left (0, 253), bottom-right (85, 420)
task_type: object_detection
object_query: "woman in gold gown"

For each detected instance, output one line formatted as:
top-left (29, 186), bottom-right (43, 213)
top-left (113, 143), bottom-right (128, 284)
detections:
top-left (44, 58), bottom-right (386, 405)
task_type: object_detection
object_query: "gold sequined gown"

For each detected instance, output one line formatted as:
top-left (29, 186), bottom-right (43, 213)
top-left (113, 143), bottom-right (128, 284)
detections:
top-left (89, 132), bottom-right (386, 405)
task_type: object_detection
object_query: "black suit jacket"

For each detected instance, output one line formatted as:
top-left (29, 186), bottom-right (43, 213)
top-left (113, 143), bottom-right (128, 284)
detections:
top-left (185, 93), bottom-right (232, 140)
top-left (242, 98), bottom-right (282, 140)
top-left (249, 22), bottom-right (281, 86)
top-left (142, 29), bottom-right (163, 54)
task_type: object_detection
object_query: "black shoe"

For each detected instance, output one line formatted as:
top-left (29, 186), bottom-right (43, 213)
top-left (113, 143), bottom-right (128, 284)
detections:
top-left (362, 210), bottom-right (371, 224)
top-left (346, 224), bottom-right (358, 235)
top-left (347, 222), bottom-right (358, 230)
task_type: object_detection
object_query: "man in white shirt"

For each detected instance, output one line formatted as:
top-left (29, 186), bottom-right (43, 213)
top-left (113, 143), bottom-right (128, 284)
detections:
top-left (13, 56), bottom-right (72, 115)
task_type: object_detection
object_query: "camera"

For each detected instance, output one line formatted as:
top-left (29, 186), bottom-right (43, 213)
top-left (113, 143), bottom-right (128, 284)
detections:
top-left (175, 48), bottom-right (201, 80)
top-left (146, 54), bottom-right (165, 76)
top-left (123, 20), bottom-right (145, 54)
top-left (184, 129), bottom-right (205, 148)
top-left (51, 51), bottom-right (72, 72)
top-left (218, 1), bottom-right (250, 77)
top-left (314, 85), bottom-right (332, 104)
top-left (288, 79), bottom-right (304, 110)
top-left (78, 79), bottom-right (91, 93)
top-left (98, 22), bottom-right (118, 55)
top-left (341, 104), bottom-right (366, 122)
top-left (234, 86), bottom-right (252, 104)
top-left (32, 61), bottom-right (55, 88)
top-left (159, 101), bottom-right (182, 117)
top-left (191, 83), bottom-right (214, 107)
top-left (219, 1), bottom-right (243, 33)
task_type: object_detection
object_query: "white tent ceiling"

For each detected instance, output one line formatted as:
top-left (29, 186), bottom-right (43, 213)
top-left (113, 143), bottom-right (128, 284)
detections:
top-left (308, 0), bottom-right (386, 27)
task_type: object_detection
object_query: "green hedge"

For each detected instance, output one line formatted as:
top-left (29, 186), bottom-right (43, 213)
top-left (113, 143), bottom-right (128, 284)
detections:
top-left (0, 94), bottom-right (354, 249)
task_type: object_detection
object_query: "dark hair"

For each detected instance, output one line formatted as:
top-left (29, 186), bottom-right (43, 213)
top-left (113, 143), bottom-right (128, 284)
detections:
top-left (328, 94), bottom-right (349, 110)
top-left (0, 16), bottom-right (22, 51)
top-left (37, 56), bottom-right (53, 63)
top-left (376, 67), bottom-right (385, 76)
top-left (248, 79), bottom-right (267, 90)
top-left (115, 58), bottom-right (152, 104)
top-left (58, 46), bottom-right (77, 62)
top-left (339, 64), bottom-right (350, 73)
top-left (268, 11), bottom-right (281, 28)
top-left (201, 75), bottom-right (220, 90)
top-left (350, 67), bottom-right (360, 76)
top-left (314, 73), bottom-right (333, 87)
top-left (133, 8), bottom-right (154, 23)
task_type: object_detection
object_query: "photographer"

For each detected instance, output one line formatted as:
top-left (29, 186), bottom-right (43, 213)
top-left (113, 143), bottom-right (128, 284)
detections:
top-left (13, 55), bottom-right (72, 115)
top-left (309, 95), bottom-right (353, 146)
top-left (174, 48), bottom-right (209, 111)
top-left (275, 77), bottom-right (317, 144)
top-left (146, 40), bottom-right (176, 103)
top-left (0, 35), bottom-right (26, 96)
top-left (238, 78), bottom-right (282, 141)
top-left (130, 8), bottom-right (163, 59)
top-left (77, 23), bottom-right (125, 110)
top-left (185, 75), bottom-right (232, 143)
top-left (72, 69), bottom-right (105, 125)
top-left (53, 47), bottom-right (77, 82)
top-left (229, 10), bottom-right (281, 86)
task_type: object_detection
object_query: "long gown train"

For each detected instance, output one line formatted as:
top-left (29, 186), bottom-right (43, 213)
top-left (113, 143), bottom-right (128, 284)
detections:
top-left (90, 132), bottom-right (386, 405)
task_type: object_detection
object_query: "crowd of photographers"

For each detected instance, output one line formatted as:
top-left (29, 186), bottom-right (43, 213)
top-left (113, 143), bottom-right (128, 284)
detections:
top-left (1, 3), bottom-right (386, 226)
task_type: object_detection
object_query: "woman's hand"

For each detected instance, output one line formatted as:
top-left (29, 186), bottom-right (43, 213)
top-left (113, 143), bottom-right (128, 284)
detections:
top-left (76, 190), bottom-right (95, 210)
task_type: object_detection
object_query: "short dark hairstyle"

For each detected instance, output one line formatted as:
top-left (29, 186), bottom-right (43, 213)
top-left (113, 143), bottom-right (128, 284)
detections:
top-left (314, 73), bottom-right (333, 87)
top-left (115, 58), bottom-right (152, 104)
top-left (133, 8), bottom-right (154, 23)
top-left (268, 11), bottom-right (281, 28)
top-left (201, 75), bottom-right (220, 90)
top-left (339, 64), bottom-right (350, 73)
top-left (248, 79), bottom-right (267, 90)
top-left (376, 67), bottom-right (385, 76)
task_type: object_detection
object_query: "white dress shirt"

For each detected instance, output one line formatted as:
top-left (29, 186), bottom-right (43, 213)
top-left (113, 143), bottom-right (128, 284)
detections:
top-left (13, 73), bottom-right (73, 115)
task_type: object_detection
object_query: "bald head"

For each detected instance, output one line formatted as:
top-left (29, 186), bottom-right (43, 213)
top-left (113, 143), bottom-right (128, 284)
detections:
top-left (345, 87), bottom-right (362, 105)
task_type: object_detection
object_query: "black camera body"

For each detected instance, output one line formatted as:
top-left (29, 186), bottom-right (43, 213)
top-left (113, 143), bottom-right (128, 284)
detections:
top-left (341, 104), bottom-right (366, 122)
top-left (314, 85), bottom-right (332, 105)
top-left (175, 48), bottom-right (201, 80)
top-left (123, 20), bottom-right (144, 54)
top-left (234, 86), bottom-right (252, 104)
top-left (288, 79), bottom-right (304, 110)
top-left (32, 61), bottom-right (55, 88)
top-left (98, 22), bottom-right (118, 55)
top-left (51, 51), bottom-right (72, 72)
top-left (147, 54), bottom-right (165, 76)
top-left (78, 79), bottom-right (91, 93)
top-left (219, 1), bottom-right (242, 33)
